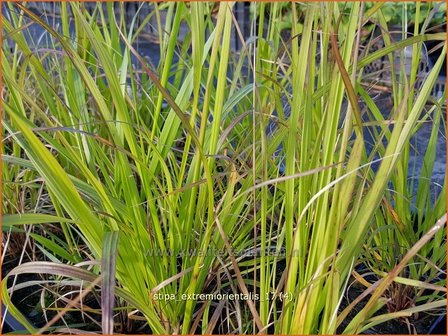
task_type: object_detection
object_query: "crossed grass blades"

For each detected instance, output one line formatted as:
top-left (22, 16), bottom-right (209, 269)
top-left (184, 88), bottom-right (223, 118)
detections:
top-left (2, 2), bottom-right (446, 334)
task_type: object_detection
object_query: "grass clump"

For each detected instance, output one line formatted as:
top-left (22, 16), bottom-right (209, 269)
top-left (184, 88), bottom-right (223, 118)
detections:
top-left (2, 2), bottom-right (446, 334)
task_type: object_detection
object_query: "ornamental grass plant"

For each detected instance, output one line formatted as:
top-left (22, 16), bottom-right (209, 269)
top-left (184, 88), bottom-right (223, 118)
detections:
top-left (2, 2), bottom-right (446, 334)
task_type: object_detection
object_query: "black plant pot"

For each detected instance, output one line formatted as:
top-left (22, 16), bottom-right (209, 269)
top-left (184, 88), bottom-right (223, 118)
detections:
top-left (1, 303), bottom-right (28, 333)
top-left (428, 314), bottom-right (447, 335)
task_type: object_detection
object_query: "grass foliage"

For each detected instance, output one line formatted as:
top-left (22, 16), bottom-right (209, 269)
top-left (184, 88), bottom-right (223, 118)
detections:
top-left (2, 2), bottom-right (446, 334)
